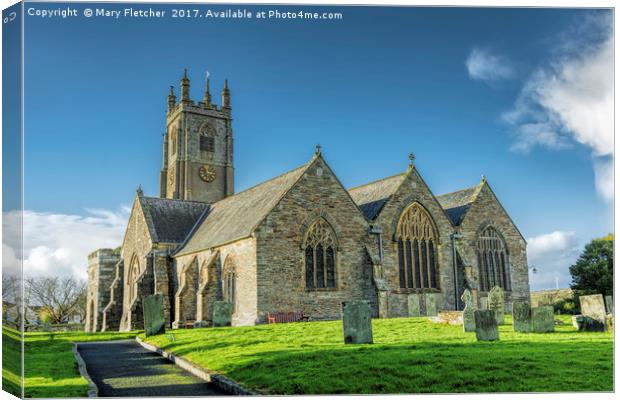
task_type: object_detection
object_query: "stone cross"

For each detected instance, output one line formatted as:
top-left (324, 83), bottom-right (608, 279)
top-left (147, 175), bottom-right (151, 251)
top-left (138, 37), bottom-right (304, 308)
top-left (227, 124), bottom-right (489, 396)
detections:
top-left (512, 301), bottom-right (532, 333)
top-left (474, 310), bottom-right (499, 341)
top-left (342, 301), bottom-right (373, 344)
top-left (461, 289), bottom-right (476, 332)
top-left (143, 294), bottom-right (165, 337)
top-left (488, 286), bottom-right (505, 325)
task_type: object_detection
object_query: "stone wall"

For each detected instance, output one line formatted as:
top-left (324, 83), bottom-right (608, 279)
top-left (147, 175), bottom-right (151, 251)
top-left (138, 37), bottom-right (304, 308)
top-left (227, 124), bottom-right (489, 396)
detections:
top-left (454, 182), bottom-right (530, 310)
top-left (372, 167), bottom-right (456, 317)
top-left (85, 248), bottom-right (120, 332)
top-left (255, 156), bottom-right (374, 323)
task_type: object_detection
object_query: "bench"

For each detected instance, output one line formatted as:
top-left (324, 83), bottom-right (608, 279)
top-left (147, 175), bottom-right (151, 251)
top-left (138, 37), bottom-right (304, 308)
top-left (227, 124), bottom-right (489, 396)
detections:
top-left (267, 311), bottom-right (309, 324)
top-left (183, 320), bottom-right (196, 329)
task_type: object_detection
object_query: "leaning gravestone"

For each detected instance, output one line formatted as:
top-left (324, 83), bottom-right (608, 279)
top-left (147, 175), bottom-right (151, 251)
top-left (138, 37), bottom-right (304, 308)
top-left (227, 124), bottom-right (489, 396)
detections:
top-left (461, 289), bottom-right (476, 332)
top-left (573, 315), bottom-right (606, 332)
top-left (579, 294), bottom-right (607, 332)
top-left (605, 295), bottom-right (613, 314)
top-left (531, 306), bottom-right (554, 333)
top-left (408, 293), bottom-right (421, 317)
top-left (425, 293), bottom-right (438, 317)
top-left (474, 310), bottom-right (499, 341)
top-left (342, 301), bottom-right (373, 344)
top-left (512, 301), bottom-right (532, 333)
top-left (488, 286), bottom-right (505, 325)
top-left (212, 301), bottom-right (233, 327)
top-left (143, 294), bottom-right (165, 337)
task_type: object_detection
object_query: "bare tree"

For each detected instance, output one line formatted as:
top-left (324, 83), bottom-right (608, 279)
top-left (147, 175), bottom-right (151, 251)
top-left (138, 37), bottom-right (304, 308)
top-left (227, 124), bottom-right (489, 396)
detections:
top-left (25, 277), bottom-right (87, 324)
top-left (2, 274), bottom-right (23, 328)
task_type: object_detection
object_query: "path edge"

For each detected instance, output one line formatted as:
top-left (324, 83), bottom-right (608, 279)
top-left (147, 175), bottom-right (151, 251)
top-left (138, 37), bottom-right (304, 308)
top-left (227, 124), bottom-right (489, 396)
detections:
top-left (135, 336), bottom-right (257, 395)
top-left (73, 343), bottom-right (98, 397)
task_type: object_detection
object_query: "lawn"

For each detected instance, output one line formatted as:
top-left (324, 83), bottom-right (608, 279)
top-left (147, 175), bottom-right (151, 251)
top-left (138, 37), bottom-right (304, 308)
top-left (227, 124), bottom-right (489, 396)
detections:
top-left (3, 327), bottom-right (138, 398)
top-left (142, 315), bottom-right (613, 394)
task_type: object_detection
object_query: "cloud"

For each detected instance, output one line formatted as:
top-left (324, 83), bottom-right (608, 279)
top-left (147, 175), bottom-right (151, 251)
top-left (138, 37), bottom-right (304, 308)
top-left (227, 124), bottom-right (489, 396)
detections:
top-left (526, 231), bottom-right (582, 290)
top-left (2, 207), bottom-right (130, 280)
top-left (465, 48), bottom-right (515, 82)
top-left (503, 15), bottom-right (613, 201)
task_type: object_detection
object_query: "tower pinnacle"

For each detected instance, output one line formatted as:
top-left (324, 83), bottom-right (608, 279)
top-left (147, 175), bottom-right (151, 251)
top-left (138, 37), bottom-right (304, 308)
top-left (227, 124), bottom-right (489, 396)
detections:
top-left (181, 69), bottom-right (190, 103)
top-left (222, 79), bottom-right (231, 109)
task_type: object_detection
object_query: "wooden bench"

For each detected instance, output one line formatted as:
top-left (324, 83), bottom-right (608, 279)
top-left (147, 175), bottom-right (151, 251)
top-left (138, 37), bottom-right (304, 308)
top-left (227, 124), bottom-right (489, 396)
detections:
top-left (267, 311), bottom-right (309, 324)
top-left (183, 320), bottom-right (196, 329)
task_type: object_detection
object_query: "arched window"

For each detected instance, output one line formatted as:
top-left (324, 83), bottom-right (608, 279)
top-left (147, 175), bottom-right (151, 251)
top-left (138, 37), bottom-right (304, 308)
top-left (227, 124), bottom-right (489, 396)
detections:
top-left (199, 124), bottom-right (216, 153)
top-left (396, 203), bottom-right (440, 289)
top-left (477, 227), bottom-right (510, 291)
top-left (127, 256), bottom-right (140, 304)
top-left (222, 257), bottom-right (236, 310)
top-left (304, 219), bottom-right (337, 289)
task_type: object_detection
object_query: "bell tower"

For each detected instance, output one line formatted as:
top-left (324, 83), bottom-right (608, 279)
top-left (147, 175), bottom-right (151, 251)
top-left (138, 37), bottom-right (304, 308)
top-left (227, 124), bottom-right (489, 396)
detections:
top-left (159, 70), bottom-right (234, 203)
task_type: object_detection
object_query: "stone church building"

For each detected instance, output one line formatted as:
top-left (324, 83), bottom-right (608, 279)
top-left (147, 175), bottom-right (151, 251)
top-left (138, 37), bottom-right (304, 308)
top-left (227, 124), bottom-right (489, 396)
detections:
top-left (85, 71), bottom-right (530, 332)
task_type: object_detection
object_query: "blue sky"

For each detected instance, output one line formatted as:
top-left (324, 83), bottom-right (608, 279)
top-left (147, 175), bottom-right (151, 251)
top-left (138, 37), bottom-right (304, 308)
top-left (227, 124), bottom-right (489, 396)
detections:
top-left (15, 4), bottom-right (613, 288)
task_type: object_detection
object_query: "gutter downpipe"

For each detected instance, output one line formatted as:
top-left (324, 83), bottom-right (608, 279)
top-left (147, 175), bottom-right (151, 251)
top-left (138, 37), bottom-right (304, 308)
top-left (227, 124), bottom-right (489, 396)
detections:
top-left (451, 232), bottom-right (463, 310)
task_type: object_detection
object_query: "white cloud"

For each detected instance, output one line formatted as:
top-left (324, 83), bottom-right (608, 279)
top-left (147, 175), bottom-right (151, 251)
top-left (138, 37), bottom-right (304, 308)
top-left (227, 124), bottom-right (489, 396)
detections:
top-left (465, 48), bottom-right (515, 82)
top-left (503, 16), bottom-right (613, 201)
top-left (527, 230), bottom-right (582, 290)
top-left (2, 207), bottom-right (130, 280)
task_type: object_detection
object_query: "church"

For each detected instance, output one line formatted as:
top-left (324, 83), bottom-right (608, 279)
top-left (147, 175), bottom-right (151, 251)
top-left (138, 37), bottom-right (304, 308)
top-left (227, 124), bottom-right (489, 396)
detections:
top-left (85, 71), bottom-right (530, 332)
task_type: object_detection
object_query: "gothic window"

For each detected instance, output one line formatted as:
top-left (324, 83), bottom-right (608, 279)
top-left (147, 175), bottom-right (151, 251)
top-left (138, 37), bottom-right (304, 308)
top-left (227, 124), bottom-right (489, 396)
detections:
top-left (223, 272), bottom-right (236, 307)
top-left (127, 257), bottom-right (140, 304)
top-left (477, 227), bottom-right (510, 291)
top-left (199, 123), bottom-right (216, 153)
top-left (396, 203), bottom-right (440, 289)
top-left (304, 219), bottom-right (337, 289)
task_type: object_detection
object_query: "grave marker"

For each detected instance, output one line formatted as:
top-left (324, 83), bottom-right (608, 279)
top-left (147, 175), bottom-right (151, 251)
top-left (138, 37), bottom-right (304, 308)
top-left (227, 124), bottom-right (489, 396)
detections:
top-left (579, 294), bottom-right (607, 332)
top-left (212, 301), bottom-right (233, 327)
top-left (474, 310), bottom-right (499, 341)
top-left (512, 301), bottom-right (532, 333)
top-left (488, 286), bottom-right (505, 325)
top-left (531, 306), bottom-right (554, 333)
top-left (461, 289), bottom-right (476, 332)
top-left (408, 294), bottom-right (420, 317)
top-left (143, 294), bottom-right (165, 337)
top-left (342, 301), bottom-right (373, 344)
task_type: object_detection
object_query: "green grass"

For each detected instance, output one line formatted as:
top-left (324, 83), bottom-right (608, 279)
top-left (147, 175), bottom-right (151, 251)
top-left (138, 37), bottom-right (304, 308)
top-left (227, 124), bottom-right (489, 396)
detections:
top-left (3, 327), bottom-right (139, 398)
top-left (142, 315), bottom-right (613, 394)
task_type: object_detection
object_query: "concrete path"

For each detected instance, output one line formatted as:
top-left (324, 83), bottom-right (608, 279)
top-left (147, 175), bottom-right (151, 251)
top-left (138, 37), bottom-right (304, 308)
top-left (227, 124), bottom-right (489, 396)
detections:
top-left (77, 340), bottom-right (228, 397)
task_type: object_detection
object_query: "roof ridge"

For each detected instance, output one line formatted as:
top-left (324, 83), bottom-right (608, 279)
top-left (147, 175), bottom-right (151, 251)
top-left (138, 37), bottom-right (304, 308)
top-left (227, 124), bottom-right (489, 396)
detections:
top-left (141, 196), bottom-right (210, 205)
top-left (348, 172), bottom-right (406, 192)
top-left (436, 184), bottom-right (479, 199)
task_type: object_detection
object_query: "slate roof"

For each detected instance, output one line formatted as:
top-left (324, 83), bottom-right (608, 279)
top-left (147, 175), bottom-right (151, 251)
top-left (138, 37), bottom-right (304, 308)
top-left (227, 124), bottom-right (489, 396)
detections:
top-left (435, 186), bottom-right (479, 226)
top-left (138, 196), bottom-right (210, 243)
top-left (175, 161), bottom-right (311, 256)
top-left (348, 173), bottom-right (407, 220)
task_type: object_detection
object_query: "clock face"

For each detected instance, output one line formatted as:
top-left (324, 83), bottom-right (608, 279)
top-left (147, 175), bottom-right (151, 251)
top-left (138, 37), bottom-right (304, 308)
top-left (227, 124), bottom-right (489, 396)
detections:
top-left (199, 165), bottom-right (216, 182)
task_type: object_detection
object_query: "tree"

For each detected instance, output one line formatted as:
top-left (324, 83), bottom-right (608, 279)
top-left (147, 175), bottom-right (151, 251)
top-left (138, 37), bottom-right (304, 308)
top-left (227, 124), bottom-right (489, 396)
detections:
top-left (25, 277), bottom-right (87, 324)
top-left (569, 234), bottom-right (613, 297)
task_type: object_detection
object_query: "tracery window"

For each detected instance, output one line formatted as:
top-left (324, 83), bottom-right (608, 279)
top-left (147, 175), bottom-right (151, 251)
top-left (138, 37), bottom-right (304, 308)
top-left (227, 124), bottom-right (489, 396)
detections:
top-left (223, 271), bottom-right (236, 308)
top-left (477, 227), bottom-right (510, 291)
top-left (304, 219), bottom-right (337, 289)
top-left (396, 203), bottom-right (440, 289)
top-left (199, 124), bottom-right (216, 153)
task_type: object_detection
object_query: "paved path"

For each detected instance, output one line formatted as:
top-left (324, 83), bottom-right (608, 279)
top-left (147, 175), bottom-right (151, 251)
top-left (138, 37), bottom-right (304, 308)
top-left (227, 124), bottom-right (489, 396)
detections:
top-left (77, 340), bottom-right (228, 397)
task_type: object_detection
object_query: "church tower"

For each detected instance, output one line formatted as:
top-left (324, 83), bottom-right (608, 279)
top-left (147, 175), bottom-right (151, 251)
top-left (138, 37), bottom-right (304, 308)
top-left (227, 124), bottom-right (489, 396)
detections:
top-left (159, 70), bottom-right (234, 203)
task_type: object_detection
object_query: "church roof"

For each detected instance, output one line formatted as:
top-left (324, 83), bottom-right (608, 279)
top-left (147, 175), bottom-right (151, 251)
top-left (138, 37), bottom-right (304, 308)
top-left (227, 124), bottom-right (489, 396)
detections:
top-left (138, 197), bottom-right (210, 243)
top-left (435, 186), bottom-right (479, 226)
top-left (174, 161), bottom-right (311, 256)
top-left (348, 173), bottom-right (407, 220)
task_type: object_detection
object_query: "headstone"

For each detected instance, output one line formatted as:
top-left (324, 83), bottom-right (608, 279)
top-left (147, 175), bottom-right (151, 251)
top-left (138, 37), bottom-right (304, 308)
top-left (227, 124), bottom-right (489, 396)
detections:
top-left (425, 293), bottom-right (438, 317)
top-left (474, 310), bottom-right (499, 341)
top-left (461, 289), bottom-right (476, 332)
top-left (212, 301), bottom-right (233, 327)
top-left (573, 315), bottom-right (606, 332)
top-left (604, 295), bottom-right (613, 314)
top-left (512, 301), bottom-right (532, 333)
top-left (408, 293), bottom-right (420, 317)
top-left (342, 301), bottom-right (373, 344)
top-left (480, 296), bottom-right (488, 310)
top-left (579, 294), bottom-right (607, 331)
top-left (531, 306), bottom-right (554, 333)
top-left (488, 286), bottom-right (505, 325)
top-left (143, 294), bottom-right (165, 337)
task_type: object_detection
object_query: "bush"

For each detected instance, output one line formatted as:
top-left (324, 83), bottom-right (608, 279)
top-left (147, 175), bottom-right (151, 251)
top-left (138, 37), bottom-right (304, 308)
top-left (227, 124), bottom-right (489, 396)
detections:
top-left (553, 298), bottom-right (579, 315)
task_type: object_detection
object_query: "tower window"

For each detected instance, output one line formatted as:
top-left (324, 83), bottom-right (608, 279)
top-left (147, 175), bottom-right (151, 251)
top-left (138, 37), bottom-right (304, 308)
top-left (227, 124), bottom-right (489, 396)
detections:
top-left (200, 135), bottom-right (215, 152)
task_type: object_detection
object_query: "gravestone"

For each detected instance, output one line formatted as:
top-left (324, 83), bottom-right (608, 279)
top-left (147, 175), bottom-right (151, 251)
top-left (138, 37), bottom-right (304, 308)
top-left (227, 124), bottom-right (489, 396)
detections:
top-left (425, 293), bottom-right (438, 317)
top-left (573, 315), bottom-right (606, 332)
top-left (531, 306), bottom-right (554, 333)
top-left (461, 289), bottom-right (476, 332)
top-left (579, 294), bottom-right (607, 331)
top-left (143, 294), bottom-right (165, 337)
top-left (512, 301), bottom-right (532, 333)
top-left (408, 293), bottom-right (420, 317)
top-left (480, 296), bottom-right (488, 310)
top-left (605, 295), bottom-right (613, 314)
top-left (474, 310), bottom-right (499, 341)
top-left (342, 301), bottom-right (373, 344)
top-left (488, 286), bottom-right (505, 325)
top-left (212, 301), bottom-right (233, 327)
